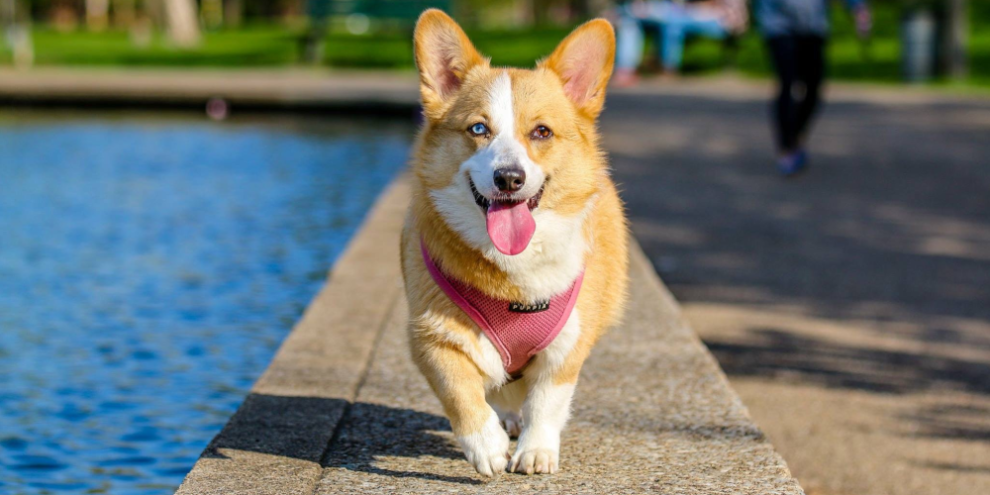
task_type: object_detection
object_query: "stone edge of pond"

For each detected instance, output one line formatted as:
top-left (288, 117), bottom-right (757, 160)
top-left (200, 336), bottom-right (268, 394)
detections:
top-left (174, 173), bottom-right (805, 495)
top-left (0, 69), bottom-right (421, 115)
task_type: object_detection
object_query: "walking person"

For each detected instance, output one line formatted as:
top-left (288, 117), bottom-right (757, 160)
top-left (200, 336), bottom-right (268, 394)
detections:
top-left (757, 0), bottom-right (872, 176)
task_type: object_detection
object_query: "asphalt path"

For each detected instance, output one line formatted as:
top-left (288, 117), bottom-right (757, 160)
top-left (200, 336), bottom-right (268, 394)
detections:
top-left (604, 81), bottom-right (990, 495)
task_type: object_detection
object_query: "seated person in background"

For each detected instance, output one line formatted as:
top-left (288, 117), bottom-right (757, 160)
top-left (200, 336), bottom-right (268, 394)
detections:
top-left (613, 0), bottom-right (748, 86)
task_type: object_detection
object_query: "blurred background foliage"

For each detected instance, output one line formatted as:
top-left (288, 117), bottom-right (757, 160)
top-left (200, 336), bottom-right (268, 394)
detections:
top-left (0, 0), bottom-right (988, 87)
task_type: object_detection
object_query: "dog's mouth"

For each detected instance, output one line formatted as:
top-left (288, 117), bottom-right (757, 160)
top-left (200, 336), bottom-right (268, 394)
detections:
top-left (469, 178), bottom-right (545, 213)
top-left (469, 177), bottom-right (546, 256)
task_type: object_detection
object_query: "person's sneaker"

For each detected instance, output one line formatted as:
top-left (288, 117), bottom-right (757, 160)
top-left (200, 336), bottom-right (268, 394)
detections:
top-left (777, 149), bottom-right (808, 177)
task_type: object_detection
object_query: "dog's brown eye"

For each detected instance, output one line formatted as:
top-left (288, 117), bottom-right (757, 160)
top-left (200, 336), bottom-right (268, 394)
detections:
top-left (531, 125), bottom-right (553, 140)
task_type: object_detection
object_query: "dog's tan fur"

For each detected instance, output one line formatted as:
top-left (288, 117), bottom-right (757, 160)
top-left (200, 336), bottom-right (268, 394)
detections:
top-left (400, 9), bottom-right (628, 476)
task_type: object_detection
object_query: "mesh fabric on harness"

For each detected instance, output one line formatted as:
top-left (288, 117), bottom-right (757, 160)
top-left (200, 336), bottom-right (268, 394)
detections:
top-left (421, 240), bottom-right (584, 375)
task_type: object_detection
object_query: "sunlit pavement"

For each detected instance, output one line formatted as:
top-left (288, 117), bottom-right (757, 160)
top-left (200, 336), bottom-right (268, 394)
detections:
top-left (604, 80), bottom-right (990, 495)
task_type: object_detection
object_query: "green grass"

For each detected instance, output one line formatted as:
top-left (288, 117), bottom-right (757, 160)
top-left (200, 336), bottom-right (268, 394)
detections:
top-left (0, 25), bottom-right (302, 66)
top-left (679, 3), bottom-right (930, 82)
top-left (323, 27), bottom-right (575, 68)
top-left (672, 2), bottom-right (990, 89)
top-left (0, 24), bottom-right (572, 69)
top-left (1, 3), bottom-right (989, 89)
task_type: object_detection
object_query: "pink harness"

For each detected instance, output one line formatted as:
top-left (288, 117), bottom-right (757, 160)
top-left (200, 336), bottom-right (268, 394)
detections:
top-left (421, 241), bottom-right (584, 375)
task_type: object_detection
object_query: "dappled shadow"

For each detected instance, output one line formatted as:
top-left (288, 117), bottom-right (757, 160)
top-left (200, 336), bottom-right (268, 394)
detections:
top-left (911, 461), bottom-right (990, 474)
top-left (603, 91), bottom-right (990, 391)
top-left (201, 394), bottom-right (348, 462)
top-left (200, 393), bottom-right (478, 484)
top-left (705, 328), bottom-right (990, 395)
top-left (896, 403), bottom-right (990, 442)
top-left (605, 92), bottom-right (990, 328)
top-left (322, 401), bottom-right (482, 485)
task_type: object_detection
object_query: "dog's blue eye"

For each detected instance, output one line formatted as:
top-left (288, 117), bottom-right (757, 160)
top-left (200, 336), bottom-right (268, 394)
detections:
top-left (469, 123), bottom-right (488, 136)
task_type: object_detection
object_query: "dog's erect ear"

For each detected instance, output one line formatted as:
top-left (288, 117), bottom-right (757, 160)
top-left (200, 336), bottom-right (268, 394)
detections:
top-left (540, 19), bottom-right (615, 118)
top-left (414, 9), bottom-right (486, 118)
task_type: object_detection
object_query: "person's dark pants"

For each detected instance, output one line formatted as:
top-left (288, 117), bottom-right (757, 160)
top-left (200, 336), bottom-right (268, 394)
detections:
top-left (767, 35), bottom-right (825, 152)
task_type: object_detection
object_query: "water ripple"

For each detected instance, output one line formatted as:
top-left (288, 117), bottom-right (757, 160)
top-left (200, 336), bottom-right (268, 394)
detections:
top-left (0, 112), bottom-right (412, 494)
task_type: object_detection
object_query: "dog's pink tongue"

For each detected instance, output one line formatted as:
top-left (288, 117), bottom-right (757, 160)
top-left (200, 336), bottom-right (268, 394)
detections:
top-left (486, 201), bottom-right (535, 256)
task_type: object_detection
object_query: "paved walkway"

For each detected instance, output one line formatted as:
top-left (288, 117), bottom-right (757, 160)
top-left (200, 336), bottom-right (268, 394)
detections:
top-left (603, 80), bottom-right (990, 495)
top-left (175, 176), bottom-right (803, 494)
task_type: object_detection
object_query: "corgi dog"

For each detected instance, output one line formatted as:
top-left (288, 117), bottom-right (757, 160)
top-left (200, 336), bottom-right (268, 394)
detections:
top-left (400, 9), bottom-right (629, 477)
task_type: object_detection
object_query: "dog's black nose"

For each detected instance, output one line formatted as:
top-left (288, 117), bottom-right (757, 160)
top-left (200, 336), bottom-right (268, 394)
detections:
top-left (493, 167), bottom-right (526, 193)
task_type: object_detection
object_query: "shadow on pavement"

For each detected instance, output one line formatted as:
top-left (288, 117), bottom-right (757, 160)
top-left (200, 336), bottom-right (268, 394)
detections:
top-left (605, 93), bottom-right (990, 331)
top-left (201, 394), bottom-right (350, 462)
top-left (199, 393), bottom-right (479, 485)
top-left (706, 328), bottom-right (990, 396)
top-left (912, 461), bottom-right (990, 474)
top-left (322, 401), bottom-right (482, 485)
top-left (604, 91), bottom-right (990, 379)
top-left (896, 403), bottom-right (990, 442)
top-left (603, 91), bottom-right (990, 463)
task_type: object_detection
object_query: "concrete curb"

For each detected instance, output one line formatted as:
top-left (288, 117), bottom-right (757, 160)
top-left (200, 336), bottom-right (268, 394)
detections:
top-left (0, 69), bottom-right (420, 113)
top-left (175, 173), bottom-right (805, 494)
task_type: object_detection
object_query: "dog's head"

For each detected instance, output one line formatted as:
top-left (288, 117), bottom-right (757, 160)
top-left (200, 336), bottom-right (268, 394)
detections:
top-left (413, 9), bottom-right (614, 258)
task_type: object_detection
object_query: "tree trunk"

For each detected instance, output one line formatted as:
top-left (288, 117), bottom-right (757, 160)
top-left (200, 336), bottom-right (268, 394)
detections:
top-left (164, 0), bottom-right (201, 47)
top-left (86, 0), bottom-right (110, 30)
top-left (942, 0), bottom-right (968, 79)
top-left (532, 0), bottom-right (551, 26)
top-left (223, 0), bottom-right (243, 27)
top-left (201, 0), bottom-right (223, 29)
top-left (112, 0), bottom-right (136, 28)
top-left (2, 0), bottom-right (32, 67)
top-left (1, 0), bottom-right (15, 27)
top-left (569, 0), bottom-right (589, 21)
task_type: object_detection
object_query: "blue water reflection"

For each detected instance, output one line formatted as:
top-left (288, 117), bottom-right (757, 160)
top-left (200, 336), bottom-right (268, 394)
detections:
top-left (0, 113), bottom-right (412, 494)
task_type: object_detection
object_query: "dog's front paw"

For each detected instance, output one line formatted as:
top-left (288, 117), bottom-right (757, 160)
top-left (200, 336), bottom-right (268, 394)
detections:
top-left (458, 413), bottom-right (510, 477)
top-left (510, 429), bottom-right (560, 475)
top-left (510, 446), bottom-right (559, 475)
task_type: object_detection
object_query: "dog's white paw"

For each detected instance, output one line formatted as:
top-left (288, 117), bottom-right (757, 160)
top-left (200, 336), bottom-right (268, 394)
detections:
top-left (510, 427), bottom-right (561, 475)
top-left (510, 446), bottom-right (559, 475)
top-left (458, 413), bottom-right (510, 477)
top-left (499, 411), bottom-right (523, 438)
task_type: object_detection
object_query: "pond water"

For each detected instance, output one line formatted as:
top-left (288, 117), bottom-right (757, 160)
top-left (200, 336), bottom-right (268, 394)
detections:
top-left (0, 111), bottom-right (413, 494)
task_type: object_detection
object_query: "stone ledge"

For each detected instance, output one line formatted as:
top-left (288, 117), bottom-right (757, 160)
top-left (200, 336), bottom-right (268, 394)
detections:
top-left (0, 69), bottom-right (420, 113)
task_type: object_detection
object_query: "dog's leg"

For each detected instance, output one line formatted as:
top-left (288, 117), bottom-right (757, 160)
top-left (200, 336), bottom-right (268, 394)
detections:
top-left (509, 377), bottom-right (575, 474)
top-left (510, 311), bottom-right (585, 475)
top-left (488, 380), bottom-right (526, 438)
top-left (497, 408), bottom-right (523, 439)
top-left (414, 340), bottom-right (509, 477)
